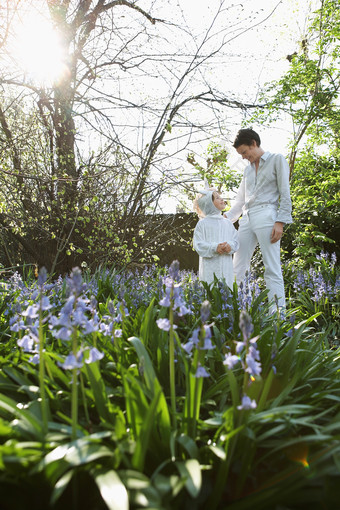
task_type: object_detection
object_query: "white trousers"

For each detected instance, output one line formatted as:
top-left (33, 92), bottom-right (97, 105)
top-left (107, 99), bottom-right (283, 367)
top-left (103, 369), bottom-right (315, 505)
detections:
top-left (233, 205), bottom-right (285, 310)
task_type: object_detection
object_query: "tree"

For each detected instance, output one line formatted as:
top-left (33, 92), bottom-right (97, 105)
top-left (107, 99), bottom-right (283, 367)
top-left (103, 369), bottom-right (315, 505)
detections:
top-left (0, 0), bottom-right (279, 272)
top-left (252, 0), bottom-right (339, 175)
top-left (186, 141), bottom-right (242, 197)
top-left (248, 0), bottom-right (339, 262)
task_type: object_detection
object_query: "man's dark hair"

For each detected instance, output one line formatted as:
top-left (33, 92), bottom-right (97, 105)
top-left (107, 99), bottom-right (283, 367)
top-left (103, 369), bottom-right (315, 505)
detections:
top-left (233, 128), bottom-right (261, 148)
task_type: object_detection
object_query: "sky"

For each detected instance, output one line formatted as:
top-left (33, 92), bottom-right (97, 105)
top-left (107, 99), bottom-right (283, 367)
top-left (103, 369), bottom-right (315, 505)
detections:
top-left (160, 0), bottom-right (317, 211)
top-left (183, 0), bottom-right (314, 149)
top-left (3, 0), bottom-right (319, 212)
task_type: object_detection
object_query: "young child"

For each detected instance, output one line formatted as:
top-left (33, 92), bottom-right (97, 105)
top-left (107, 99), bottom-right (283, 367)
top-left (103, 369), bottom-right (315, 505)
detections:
top-left (193, 189), bottom-right (239, 287)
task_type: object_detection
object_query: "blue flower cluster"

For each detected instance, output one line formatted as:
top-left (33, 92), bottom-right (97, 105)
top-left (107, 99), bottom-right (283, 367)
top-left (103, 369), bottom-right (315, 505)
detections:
top-left (293, 253), bottom-right (339, 302)
top-left (223, 310), bottom-right (261, 410)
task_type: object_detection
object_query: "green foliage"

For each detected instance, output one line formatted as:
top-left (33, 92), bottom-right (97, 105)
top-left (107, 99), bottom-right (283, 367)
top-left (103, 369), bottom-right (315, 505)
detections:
top-left (285, 151), bottom-right (340, 261)
top-left (246, 0), bottom-right (340, 272)
top-left (187, 142), bottom-right (242, 196)
top-left (0, 262), bottom-right (339, 508)
top-left (251, 0), bottom-right (339, 153)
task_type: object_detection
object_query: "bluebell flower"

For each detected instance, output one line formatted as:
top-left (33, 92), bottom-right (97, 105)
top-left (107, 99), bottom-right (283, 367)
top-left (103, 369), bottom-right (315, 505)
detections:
top-left (239, 310), bottom-right (254, 341)
top-left (201, 337), bottom-right (215, 351)
top-left (82, 318), bottom-right (97, 335)
top-left (169, 260), bottom-right (180, 280)
top-left (100, 322), bottom-right (113, 336)
top-left (195, 364), bottom-right (209, 378)
top-left (29, 353), bottom-right (40, 364)
top-left (22, 305), bottom-right (39, 319)
top-left (237, 395), bottom-right (257, 410)
top-left (85, 347), bottom-right (104, 364)
top-left (107, 300), bottom-right (115, 315)
top-left (189, 328), bottom-right (200, 345)
top-left (40, 296), bottom-right (52, 311)
top-left (89, 295), bottom-right (97, 311)
top-left (37, 267), bottom-right (48, 286)
top-left (55, 312), bottom-right (73, 329)
top-left (248, 342), bottom-right (260, 361)
top-left (200, 300), bottom-right (211, 323)
top-left (73, 307), bottom-right (88, 326)
top-left (203, 324), bottom-right (212, 339)
top-left (10, 316), bottom-right (25, 332)
top-left (61, 295), bottom-right (76, 316)
top-left (67, 267), bottom-right (85, 295)
top-left (60, 351), bottom-right (84, 370)
top-left (235, 341), bottom-right (245, 354)
top-left (183, 340), bottom-right (194, 354)
top-left (114, 329), bottom-right (123, 338)
top-left (17, 334), bottom-right (35, 352)
top-left (156, 318), bottom-right (177, 331)
top-left (223, 353), bottom-right (240, 369)
top-left (53, 326), bottom-right (72, 341)
top-left (245, 353), bottom-right (262, 376)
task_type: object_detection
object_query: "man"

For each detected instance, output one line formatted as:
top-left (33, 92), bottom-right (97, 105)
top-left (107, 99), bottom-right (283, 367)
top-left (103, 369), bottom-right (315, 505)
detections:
top-left (225, 128), bottom-right (292, 311)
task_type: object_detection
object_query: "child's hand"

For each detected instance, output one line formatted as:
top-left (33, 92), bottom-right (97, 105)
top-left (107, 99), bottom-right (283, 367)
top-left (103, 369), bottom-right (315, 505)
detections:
top-left (223, 243), bottom-right (231, 253)
top-left (216, 242), bottom-right (231, 254)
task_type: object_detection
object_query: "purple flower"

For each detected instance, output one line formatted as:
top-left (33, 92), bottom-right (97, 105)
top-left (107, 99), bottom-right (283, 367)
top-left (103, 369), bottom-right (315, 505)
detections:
top-left (239, 310), bottom-right (254, 341)
top-left (201, 337), bottom-right (215, 351)
top-left (245, 353), bottom-right (262, 376)
top-left (223, 353), bottom-right (240, 369)
top-left (169, 260), bottom-right (180, 280)
top-left (22, 305), bottom-right (39, 319)
top-left (60, 352), bottom-right (83, 370)
top-left (235, 341), bottom-right (245, 354)
top-left (53, 326), bottom-right (72, 341)
top-left (37, 267), bottom-right (48, 286)
top-left (195, 364), bottom-right (209, 378)
top-left (237, 395), bottom-right (257, 410)
top-left (159, 288), bottom-right (171, 307)
top-left (67, 267), bottom-right (85, 295)
top-left (17, 334), bottom-right (35, 352)
top-left (156, 318), bottom-right (177, 331)
top-left (82, 318), bottom-right (97, 335)
top-left (40, 296), bottom-right (52, 311)
top-left (85, 347), bottom-right (104, 364)
top-left (183, 340), bottom-right (194, 354)
top-left (10, 317), bottom-right (25, 332)
top-left (200, 300), bottom-right (211, 323)
top-left (203, 324), bottom-right (212, 339)
top-left (248, 343), bottom-right (260, 361)
top-left (189, 328), bottom-right (200, 345)
top-left (29, 353), bottom-right (40, 364)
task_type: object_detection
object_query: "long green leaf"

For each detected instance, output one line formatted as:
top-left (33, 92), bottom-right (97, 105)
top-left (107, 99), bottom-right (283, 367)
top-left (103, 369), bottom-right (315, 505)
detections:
top-left (94, 469), bottom-right (129, 510)
top-left (175, 459), bottom-right (202, 498)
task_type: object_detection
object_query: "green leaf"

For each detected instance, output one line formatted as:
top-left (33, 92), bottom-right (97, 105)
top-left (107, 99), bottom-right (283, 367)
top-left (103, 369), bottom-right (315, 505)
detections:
top-left (50, 470), bottom-right (73, 506)
top-left (94, 469), bottom-right (128, 510)
top-left (175, 459), bottom-right (202, 498)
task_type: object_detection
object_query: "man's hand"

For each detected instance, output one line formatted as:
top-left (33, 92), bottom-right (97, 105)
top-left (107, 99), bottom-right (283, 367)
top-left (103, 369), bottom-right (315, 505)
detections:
top-left (217, 242), bottom-right (231, 254)
top-left (270, 222), bottom-right (284, 243)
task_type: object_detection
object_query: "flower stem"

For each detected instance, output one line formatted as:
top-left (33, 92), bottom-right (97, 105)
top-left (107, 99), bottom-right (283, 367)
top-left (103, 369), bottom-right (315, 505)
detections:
top-left (38, 302), bottom-right (48, 437)
top-left (169, 285), bottom-right (177, 429)
top-left (71, 330), bottom-right (78, 440)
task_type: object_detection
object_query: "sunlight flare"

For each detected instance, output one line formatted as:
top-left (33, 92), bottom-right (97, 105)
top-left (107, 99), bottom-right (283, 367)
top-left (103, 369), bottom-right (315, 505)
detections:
top-left (11, 12), bottom-right (67, 86)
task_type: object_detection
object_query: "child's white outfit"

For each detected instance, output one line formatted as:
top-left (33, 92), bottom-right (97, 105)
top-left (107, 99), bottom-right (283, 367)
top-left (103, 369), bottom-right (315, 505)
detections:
top-left (193, 190), bottom-right (239, 287)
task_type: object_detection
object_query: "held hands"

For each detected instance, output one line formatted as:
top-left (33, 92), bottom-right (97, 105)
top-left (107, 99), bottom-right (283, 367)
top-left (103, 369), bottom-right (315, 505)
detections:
top-left (270, 221), bottom-right (284, 243)
top-left (216, 242), bottom-right (231, 255)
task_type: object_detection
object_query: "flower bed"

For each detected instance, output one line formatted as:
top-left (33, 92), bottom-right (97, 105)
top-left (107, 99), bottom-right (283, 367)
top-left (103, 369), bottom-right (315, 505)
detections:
top-left (0, 258), bottom-right (339, 509)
